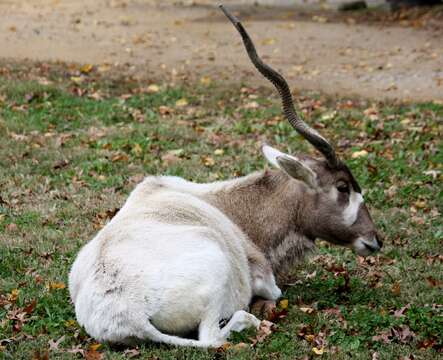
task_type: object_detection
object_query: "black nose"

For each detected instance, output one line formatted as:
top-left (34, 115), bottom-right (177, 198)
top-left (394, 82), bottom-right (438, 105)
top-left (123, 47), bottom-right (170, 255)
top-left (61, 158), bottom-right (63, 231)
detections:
top-left (375, 234), bottom-right (383, 249)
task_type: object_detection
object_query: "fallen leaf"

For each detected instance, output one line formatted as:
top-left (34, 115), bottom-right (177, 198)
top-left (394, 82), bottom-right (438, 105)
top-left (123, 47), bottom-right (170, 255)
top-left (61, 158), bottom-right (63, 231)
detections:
top-left (394, 304), bottom-right (411, 318)
top-left (48, 282), bottom-right (66, 290)
top-left (202, 156), bottom-right (215, 167)
top-left (132, 143), bottom-right (143, 157)
top-left (158, 105), bottom-right (172, 116)
top-left (250, 299), bottom-right (276, 320)
top-left (261, 38), bottom-right (275, 45)
top-left (161, 152), bottom-right (180, 165)
top-left (352, 150), bottom-right (369, 159)
top-left (64, 319), bottom-right (77, 328)
top-left (111, 153), bottom-right (129, 162)
top-left (48, 335), bottom-right (65, 351)
top-left (85, 349), bottom-right (103, 360)
top-left (200, 76), bottom-right (212, 86)
top-left (67, 345), bottom-right (85, 356)
top-left (146, 84), bottom-right (160, 93)
top-left (217, 342), bottom-right (232, 352)
top-left (305, 334), bottom-right (315, 343)
top-left (426, 276), bottom-right (442, 288)
top-left (80, 64), bottom-right (94, 74)
top-left (7, 289), bottom-right (19, 302)
top-left (279, 299), bottom-right (289, 310)
top-left (392, 325), bottom-right (415, 344)
top-left (312, 346), bottom-right (325, 355)
top-left (417, 337), bottom-right (437, 350)
top-left (244, 101), bottom-right (259, 109)
top-left (232, 342), bottom-right (249, 350)
top-left (391, 282), bottom-right (401, 295)
top-left (53, 159), bottom-right (69, 170)
top-left (32, 350), bottom-right (49, 360)
top-left (89, 343), bottom-right (102, 351)
top-left (6, 223), bottom-right (18, 232)
top-left (372, 331), bottom-right (391, 344)
top-left (252, 320), bottom-right (274, 345)
top-left (414, 200), bottom-right (427, 209)
top-left (70, 76), bottom-right (83, 84)
top-left (300, 306), bottom-right (315, 314)
top-left (123, 348), bottom-right (141, 358)
top-left (23, 299), bottom-right (37, 315)
top-left (175, 98), bottom-right (188, 108)
top-left (312, 15), bottom-right (328, 23)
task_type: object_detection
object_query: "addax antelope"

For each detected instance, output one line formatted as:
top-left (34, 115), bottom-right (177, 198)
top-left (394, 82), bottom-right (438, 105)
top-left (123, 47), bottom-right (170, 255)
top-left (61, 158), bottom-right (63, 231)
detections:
top-left (69, 5), bottom-right (382, 348)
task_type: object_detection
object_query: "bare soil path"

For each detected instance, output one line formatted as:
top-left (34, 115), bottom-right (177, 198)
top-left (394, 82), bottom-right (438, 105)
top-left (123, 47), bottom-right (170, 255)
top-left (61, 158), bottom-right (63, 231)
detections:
top-left (1, 0), bottom-right (442, 101)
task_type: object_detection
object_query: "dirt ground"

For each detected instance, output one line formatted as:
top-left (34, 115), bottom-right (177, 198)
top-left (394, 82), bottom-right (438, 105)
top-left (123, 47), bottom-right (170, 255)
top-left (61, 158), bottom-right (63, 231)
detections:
top-left (0, 0), bottom-right (442, 101)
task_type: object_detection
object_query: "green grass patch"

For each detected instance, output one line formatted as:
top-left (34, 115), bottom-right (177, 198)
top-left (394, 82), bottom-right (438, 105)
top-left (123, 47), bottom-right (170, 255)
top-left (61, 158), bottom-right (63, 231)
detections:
top-left (0, 65), bottom-right (442, 359)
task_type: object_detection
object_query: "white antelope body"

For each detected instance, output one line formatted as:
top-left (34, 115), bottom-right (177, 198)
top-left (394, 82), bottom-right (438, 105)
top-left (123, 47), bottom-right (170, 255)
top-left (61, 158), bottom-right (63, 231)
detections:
top-left (69, 175), bottom-right (281, 347)
top-left (69, 6), bottom-right (382, 348)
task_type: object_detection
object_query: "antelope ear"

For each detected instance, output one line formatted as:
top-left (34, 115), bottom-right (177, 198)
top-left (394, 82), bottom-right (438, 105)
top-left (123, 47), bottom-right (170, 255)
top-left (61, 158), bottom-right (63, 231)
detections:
top-left (277, 156), bottom-right (318, 188)
top-left (262, 145), bottom-right (318, 188)
top-left (262, 145), bottom-right (285, 168)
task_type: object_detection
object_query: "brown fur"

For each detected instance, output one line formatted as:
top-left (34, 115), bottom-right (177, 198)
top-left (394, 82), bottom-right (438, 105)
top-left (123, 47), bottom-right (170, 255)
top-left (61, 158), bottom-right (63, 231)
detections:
top-left (203, 155), bottom-right (379, 278)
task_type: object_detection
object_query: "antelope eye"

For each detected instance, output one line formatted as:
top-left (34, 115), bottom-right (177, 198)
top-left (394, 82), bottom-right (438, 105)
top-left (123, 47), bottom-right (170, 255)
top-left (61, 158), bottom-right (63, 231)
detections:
top-left (337, 183), bottom-right (350, 193)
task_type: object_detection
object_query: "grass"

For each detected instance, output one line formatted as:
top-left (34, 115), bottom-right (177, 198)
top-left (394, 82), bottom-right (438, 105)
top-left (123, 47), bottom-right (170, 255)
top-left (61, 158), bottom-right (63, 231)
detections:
top-left (0, 62), bottom-right (442, 359)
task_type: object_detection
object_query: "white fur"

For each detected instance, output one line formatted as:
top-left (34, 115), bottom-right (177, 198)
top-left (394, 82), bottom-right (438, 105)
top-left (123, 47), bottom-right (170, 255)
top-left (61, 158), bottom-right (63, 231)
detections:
top-left (328, 187), bottom-right (338, 202)
top-left (69, 177), bottom-right (280, 347)
top-left (262, 144), bottom-right (285, 168)
top-left (342, 191), bottom-right (364, 226)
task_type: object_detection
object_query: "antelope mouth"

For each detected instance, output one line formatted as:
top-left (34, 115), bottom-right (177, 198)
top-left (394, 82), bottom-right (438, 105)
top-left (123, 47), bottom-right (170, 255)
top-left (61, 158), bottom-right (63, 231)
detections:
top-left (353, 236), bottom-right (382, 257)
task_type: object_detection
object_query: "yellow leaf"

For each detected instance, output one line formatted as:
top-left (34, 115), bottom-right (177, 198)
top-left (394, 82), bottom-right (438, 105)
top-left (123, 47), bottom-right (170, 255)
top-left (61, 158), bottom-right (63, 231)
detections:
top-left (202, 156), bottom-right (215, 167)
top-left (352, 150), bottom-right (368, 159)
top-left (261, 38), bottom-right (275, 45)
top-left (132, 143), bottom-right (143, 157)
top-left (70, 76), bottom-right (83, 84)
top-left (175, 98), bottom-right (188, 107)
top-left (111, 153), bottom-right (129, 162)
top-left (8, 289), bottom-right (19, 301)
top-left (414, 200), bottom-right (427, 209)
top-left (147, 84), bottom-right (160, 93)
top-left (312, 346), bottom-right (325, 355)
top-left (305, 334), bottom-right (315, 343)
top-left (49, 282), bottom-right (66, 290)
top-left (200, 76), bottom-right (212, 86)
top-left (65, 319), bottom-right (77, 327)
top-left (218, 342), bottom-right (232, 351)
top-left (214, 149), bottom-right (224, 156)
top-left (80, 64), bottom-right (93, 74)
top-left (279, 299), bottom-right (289, 310)
top-left (89, 343), bottom-right (102, 351)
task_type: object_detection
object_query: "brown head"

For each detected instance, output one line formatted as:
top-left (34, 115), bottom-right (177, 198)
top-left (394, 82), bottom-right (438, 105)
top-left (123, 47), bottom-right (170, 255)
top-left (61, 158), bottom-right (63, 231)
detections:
top-left (221, 5), bottom-right (382, 256)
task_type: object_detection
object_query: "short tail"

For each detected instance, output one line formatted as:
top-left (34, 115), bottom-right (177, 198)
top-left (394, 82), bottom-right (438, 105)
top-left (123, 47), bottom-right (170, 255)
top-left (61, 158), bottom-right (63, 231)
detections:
top-left (139, 320), bottom-right (219, 348)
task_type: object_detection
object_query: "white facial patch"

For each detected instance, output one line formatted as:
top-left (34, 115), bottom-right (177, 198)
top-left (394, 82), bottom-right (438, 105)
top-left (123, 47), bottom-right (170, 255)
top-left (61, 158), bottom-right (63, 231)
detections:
top-left (328, 187), bottom-right (338, 202)
top-left (342, 191), bottom-right (364, 226)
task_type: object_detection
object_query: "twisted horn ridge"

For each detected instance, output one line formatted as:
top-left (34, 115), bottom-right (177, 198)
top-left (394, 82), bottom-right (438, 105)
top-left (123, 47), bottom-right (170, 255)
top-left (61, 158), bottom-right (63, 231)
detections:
top-left (219, 5), bottom-right (338, 168)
